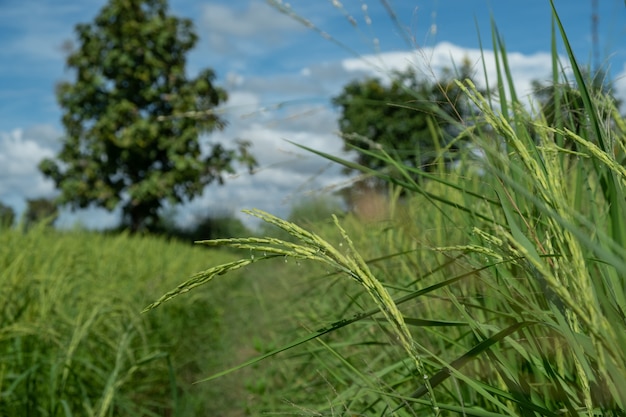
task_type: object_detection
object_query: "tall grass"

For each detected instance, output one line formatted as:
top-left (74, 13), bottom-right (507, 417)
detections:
top-left (147, 2), bottom-right (626, 415)
top-left (0, 224), bottom-right (245, 416)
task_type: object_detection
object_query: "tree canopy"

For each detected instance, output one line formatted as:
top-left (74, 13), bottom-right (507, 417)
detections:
top-left (332, 59), bottom-right (480, 188)
top-left (39, 0), bottom-right (256, 232)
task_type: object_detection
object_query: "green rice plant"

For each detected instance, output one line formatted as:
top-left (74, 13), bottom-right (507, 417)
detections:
top-left (147, 1), bottom-right (626, 415)
top-left (0, 223), bottom-right (242, 416)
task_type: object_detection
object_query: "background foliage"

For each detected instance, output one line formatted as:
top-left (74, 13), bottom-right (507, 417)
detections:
top-left (332, 59), bottom-right (480, 190)
top-left (0, 202), bottom-right (15, 228)
top-left (39, 0), bottom-right (256, 232)
top-left (0, 225), bottom-right (251, 416)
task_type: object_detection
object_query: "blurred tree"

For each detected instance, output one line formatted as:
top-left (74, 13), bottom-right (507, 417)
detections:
top-left (39, 0), bottom-right (256, 232)
top-left (0, 202), bottom-right (15, 228)
top-left (185, 211), bottom-right (251, 241)
top-left (332, 58), bottom-right (480, 188)
top-left (24, 198), bottom-right (58, 228)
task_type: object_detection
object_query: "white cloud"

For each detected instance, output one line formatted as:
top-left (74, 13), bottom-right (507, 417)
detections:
top-left (209, 120), bottom-right (344, 182)
top-left (202, 1), bottom-right (300, 37)
top-left (0, 126), bottom-right (56, 189)
top-left (201, 0), bottom-right (304, 54)
top-left (342, 41), bottom-right (558, 100)
top-left (0, 125), bottom-right (60, 221)
top-left (225, 71), bottom-right (245, 88)
top-left (223, 90), bottom-right (262, 115)
top-left (181, 115), bottom-right (348, 229)
top-left (56, 206), bottom-right (120, 230)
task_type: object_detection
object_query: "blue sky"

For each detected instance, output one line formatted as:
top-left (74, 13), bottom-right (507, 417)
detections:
top-left (0, 0), bottom-right (625, 229)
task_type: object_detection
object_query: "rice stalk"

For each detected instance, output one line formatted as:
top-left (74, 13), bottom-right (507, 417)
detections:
top-left (145, 208), bottom-right (443, 414)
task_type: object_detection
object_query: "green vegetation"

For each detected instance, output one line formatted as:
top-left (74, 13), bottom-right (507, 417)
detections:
top-left (0, 224), bottom-right (251, 416)
top-left (532, 68), bottom-right (621, 151)
top-left (332, 60), bottom-right (480, 186)
top-left (0, 202), bottom-right (15, 228)
top-left (4, 1), bottom-right (626, 416)
top-left (39, 0), bottom-right (256, 232)
top-left (144, 3), bottom-right (626, 416)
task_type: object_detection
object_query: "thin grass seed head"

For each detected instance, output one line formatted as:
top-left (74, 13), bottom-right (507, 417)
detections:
top-left (564, 128), bottom-right (626, 181)
top-left (458, 72), bottom-right (624, 387)
top-left (329, 214), bottom-right (440, 410)
top-left (142, 258), bottom-right (257, 311)
top-left (145, 208), bottom-right (448, 412)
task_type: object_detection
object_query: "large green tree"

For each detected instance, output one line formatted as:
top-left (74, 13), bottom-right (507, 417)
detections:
top-left (332, 59), bottom-right (479, 189)
top-left (40, 0), bottom-right (255, 232)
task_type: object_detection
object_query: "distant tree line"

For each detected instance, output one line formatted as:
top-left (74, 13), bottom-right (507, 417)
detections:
top-left (0, 198), bottom-right (58, 229)
top-left (0, 202), bottom-right (14, 228)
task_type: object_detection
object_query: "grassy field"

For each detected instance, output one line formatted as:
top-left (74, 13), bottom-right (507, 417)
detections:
top-left (0, 224), bottom-right (259, 416)
top-left (3, 2), bottom-right (626, 416)
top-left (0, 220), bottom-right (342, 416)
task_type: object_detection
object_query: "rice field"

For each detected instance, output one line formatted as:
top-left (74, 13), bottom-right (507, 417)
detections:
top-left (3, 2), bottom-right (626, 416)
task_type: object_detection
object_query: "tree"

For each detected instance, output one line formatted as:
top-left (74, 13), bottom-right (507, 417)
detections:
top-left (332, 59), bottom-right (479, 189)
top-left (39, 0), bottom-right (256, 232)
top-left (147, 207), bottom-right (251, 242)
top-left (0, 202), bottom-right (15, 228)
top-left (24, 198), bottom-right (58, 228)
top-left (184, 211), bottom-right (251, 241)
